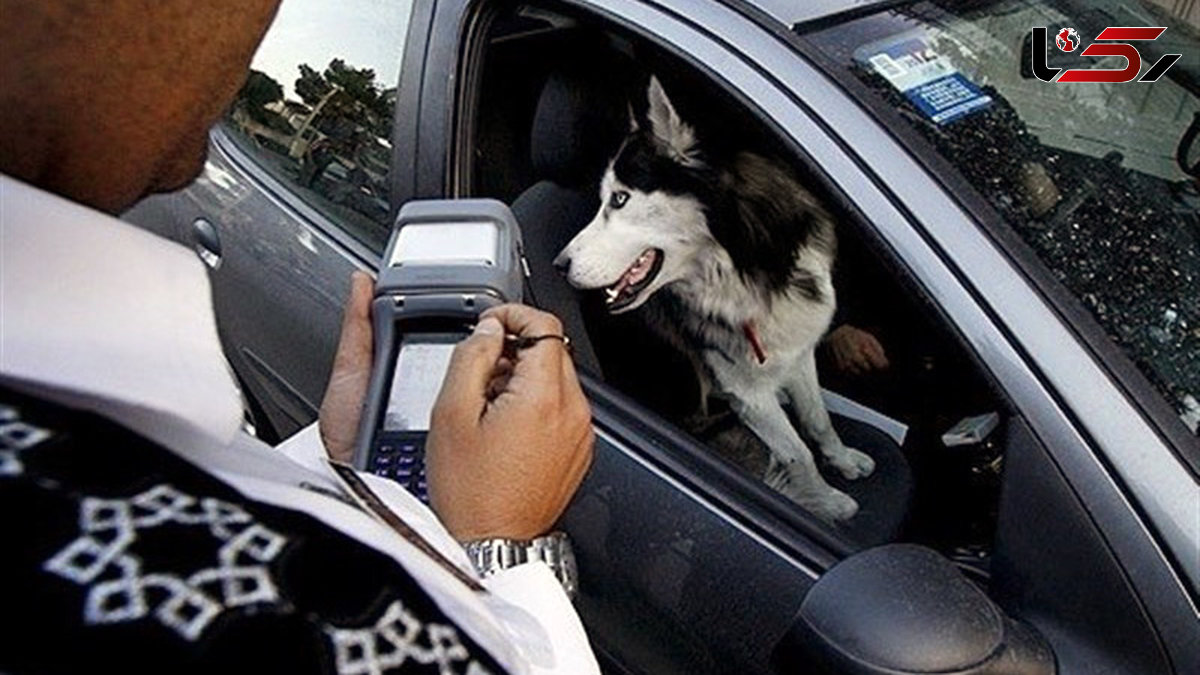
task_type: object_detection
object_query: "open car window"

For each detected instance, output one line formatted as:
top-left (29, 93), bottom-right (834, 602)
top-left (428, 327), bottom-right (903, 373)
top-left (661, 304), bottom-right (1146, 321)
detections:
top-left (463, 2), bottom-right (1016, 558)
top-left (802, 0), bottom-right (1200, 439)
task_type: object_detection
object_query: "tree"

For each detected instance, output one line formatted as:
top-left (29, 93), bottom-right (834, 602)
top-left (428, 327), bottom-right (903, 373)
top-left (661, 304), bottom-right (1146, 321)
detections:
top-left (294, 63), bottom-right (332, 106)
top-left (293, 58), bottom-right (394, 142)
top-left (236, 70), bottom-right (284, 125)
top-left (325, 59), bottom-right (380, 111)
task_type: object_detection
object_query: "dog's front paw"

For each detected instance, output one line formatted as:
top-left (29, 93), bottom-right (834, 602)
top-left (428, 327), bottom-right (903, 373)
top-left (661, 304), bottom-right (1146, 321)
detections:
top-left (801, 488), bottom-right (859, 522)
top-left (828, 446), bottom-right (876, 480)
top-left (764, 463), bottom-right (859, 522)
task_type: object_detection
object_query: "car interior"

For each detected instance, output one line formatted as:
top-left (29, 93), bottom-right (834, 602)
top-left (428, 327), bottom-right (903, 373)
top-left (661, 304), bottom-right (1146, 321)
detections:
top-left (459, 1), bottom-right (1017, 573)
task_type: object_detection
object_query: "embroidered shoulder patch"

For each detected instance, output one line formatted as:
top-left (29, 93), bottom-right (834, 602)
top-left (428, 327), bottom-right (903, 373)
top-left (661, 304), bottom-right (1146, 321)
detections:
top-left (43, 483), bottom-right (288, 640)
top-left (0, 403), bottom-right (54, 476)
top-left (325, 599), bottom-right (495, 675)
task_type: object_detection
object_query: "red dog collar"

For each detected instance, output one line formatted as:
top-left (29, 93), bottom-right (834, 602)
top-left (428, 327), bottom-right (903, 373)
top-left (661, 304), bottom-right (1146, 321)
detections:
top-left (743, 321), bottom-right (767, 365)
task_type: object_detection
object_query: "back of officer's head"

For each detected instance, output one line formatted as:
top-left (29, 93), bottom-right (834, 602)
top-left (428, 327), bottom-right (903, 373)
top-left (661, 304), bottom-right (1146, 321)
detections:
top-left (0, 0), bottom-right (281, 213)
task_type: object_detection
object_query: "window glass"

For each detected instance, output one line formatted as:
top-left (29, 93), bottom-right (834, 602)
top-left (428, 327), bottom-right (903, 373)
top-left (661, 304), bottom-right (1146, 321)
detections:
top-left (805, 0), bottom-right (1200, 435)
top-left (223, 0), bottom-right (414, 252)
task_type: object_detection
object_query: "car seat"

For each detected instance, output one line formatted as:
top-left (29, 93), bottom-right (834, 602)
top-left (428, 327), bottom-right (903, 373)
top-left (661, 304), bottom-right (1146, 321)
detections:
top-left (510, 57), bottom-right (631, 377)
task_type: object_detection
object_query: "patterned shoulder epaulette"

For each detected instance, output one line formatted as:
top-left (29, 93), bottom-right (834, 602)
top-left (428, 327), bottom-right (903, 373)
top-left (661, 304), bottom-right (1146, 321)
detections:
top-left (0, 385), bottom-right (507, 675)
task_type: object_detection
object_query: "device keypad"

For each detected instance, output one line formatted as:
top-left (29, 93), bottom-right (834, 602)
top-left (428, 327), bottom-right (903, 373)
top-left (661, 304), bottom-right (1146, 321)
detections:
top-left (368, 433), bottom-right (429, 503)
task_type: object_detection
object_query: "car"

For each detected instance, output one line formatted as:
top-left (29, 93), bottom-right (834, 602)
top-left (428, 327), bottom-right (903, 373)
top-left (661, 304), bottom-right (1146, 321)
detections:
top-left (123, 0), bottom-right (1199, 672)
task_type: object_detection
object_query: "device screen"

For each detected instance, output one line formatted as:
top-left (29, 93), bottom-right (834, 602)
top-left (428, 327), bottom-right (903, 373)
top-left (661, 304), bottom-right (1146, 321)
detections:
top-left (382, 333), bottom-right (462, 431)
top-left (390, 221), bottom-right (500, 267)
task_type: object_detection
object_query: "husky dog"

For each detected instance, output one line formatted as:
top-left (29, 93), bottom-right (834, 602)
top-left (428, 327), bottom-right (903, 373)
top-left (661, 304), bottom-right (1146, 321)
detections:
top-left (554, 76), bottom-right (875, 521)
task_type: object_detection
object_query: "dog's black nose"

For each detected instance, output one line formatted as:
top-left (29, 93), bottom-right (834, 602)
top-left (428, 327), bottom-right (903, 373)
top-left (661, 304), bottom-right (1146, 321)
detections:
top-left (552, 253), bottom-right (570, 276)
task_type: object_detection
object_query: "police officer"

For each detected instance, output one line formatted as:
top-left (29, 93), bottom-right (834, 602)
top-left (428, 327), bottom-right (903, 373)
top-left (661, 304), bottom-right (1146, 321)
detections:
top-left (0, 1), bottom-right (597, 672)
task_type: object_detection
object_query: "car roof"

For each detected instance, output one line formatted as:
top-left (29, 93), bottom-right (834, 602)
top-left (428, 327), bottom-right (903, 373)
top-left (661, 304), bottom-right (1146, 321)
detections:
top-left (736, 0), bottom-right (895, 28)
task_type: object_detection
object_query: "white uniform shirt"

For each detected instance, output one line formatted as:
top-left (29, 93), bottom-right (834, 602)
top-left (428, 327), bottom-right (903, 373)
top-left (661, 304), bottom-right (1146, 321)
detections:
top-left (0, 174), bottom-right (600, 675)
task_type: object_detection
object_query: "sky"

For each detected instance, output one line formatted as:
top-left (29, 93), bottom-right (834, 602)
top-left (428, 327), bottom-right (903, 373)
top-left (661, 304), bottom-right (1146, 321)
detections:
top-left (250, 0), bottom-right (414, 99)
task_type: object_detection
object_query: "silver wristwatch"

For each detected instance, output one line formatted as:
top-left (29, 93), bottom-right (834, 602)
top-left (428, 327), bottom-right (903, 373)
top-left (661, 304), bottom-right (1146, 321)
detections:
top-left (463, 531), bottom-right (578, 599)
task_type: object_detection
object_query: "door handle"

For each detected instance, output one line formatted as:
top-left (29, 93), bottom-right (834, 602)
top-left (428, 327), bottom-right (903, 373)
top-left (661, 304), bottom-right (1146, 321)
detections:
top-left (192, 218), bottom-right (222, 269)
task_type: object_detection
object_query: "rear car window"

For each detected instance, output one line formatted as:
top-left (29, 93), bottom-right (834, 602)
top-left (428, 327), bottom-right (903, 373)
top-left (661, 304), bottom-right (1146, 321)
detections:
top-left (220, 0), bottom-right (413, 253)
top-left (803, 0), bottom-right (1200, 436)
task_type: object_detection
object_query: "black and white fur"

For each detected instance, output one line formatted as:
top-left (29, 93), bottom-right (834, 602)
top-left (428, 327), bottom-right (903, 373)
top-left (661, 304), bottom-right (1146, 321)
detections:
top-left (554, 76), bottom-right (875, 521)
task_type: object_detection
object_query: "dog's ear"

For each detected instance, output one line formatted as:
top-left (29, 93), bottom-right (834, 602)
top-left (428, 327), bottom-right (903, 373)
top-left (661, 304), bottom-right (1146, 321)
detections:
top-left (646, 75), bottom-right (700, 166)
top-left (627, 101), bottom-right (639, 133)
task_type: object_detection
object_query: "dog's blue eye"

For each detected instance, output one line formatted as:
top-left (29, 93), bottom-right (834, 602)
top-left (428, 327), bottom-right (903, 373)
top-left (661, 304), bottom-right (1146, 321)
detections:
top-left (609, 190), bottom-right (630, 209)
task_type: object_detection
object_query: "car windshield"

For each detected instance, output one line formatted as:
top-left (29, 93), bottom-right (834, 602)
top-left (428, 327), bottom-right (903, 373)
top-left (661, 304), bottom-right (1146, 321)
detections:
top-left (802, 0), bottom-right (1200, 437)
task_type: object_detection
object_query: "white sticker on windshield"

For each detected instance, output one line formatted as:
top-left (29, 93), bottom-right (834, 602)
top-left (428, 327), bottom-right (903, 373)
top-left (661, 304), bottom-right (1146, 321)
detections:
top-left (858, 34), bottom-right (993, 125)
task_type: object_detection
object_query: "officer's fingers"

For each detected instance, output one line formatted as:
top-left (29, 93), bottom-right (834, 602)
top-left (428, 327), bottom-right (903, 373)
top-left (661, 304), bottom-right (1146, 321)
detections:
top-left (346, 271), bottom-right (374, 321)
top-left (433, 318), bottom-right (505, 425)
top-left (560, 349), bottom-right (591, 416)
top-left (557, 354), bottom-right (595, 482)
top-left (481, 304), bottom-right (564, 338)
top-left (482, 305), bottom-right (566, 394)
top-left (503, 342), bottom-right (567, 400)
top-left (333, 271), bottom-right (374, 367)
top-left (485, 358), bottom-right (514, 400)
top-left (318, 272), bottom-right (376, 463)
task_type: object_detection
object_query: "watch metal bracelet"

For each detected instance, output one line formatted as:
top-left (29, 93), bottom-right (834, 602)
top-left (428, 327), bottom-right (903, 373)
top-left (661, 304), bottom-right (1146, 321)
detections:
top-left (463, 531), bottom-right (578, 599)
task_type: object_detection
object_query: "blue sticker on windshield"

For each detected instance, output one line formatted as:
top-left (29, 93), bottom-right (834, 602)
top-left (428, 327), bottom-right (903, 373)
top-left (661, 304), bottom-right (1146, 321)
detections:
top-left (904, 72), bottom-right (993, 124)
top-left (859, 35), bottom-right (993, 125)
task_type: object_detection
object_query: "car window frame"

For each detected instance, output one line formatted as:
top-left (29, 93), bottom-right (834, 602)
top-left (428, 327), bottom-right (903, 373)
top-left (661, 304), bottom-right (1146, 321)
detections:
top-left (437, 0), bottom-right (1096, 561)
top-left (782, 1), bottom-right (1200, 471)
top-left (389, 0), bottom-right (868, 567)
top-left (390, 0), bottom-right (440, 209)
top-left (436, 0), bottom-right (868, 566)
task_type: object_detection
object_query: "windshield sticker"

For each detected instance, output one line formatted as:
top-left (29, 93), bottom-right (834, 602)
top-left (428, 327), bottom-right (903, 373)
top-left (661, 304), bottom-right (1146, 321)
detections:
top-left (858, 36), bottom-right (993, 125)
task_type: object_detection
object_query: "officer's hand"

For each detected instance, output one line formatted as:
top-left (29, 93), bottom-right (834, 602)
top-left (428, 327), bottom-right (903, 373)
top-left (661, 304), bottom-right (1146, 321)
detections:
top-left (827, 324), bottom-right (889, 376)
top-left (427, 304), bottom-right (594, 541)
top-left (319, 271), bottom-right (374, 464)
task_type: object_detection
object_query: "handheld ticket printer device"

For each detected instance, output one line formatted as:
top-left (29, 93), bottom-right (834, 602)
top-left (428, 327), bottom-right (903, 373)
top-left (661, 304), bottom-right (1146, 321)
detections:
top-left (352, 199), bottom-right (526, 502)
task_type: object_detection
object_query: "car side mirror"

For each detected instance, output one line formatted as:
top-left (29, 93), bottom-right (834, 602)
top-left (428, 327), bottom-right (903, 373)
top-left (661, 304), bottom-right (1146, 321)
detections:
top-left (773, 544), bottom-right (1055, 674)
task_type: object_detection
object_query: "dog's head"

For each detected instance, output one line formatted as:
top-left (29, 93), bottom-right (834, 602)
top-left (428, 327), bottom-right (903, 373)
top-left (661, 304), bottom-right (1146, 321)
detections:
top-left (554, 76), bottom-right (715, 313)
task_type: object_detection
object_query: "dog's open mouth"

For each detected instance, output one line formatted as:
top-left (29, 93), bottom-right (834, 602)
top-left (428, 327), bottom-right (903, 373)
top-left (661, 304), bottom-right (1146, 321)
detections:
top-left (603, 248), bottom-right (663, 312)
